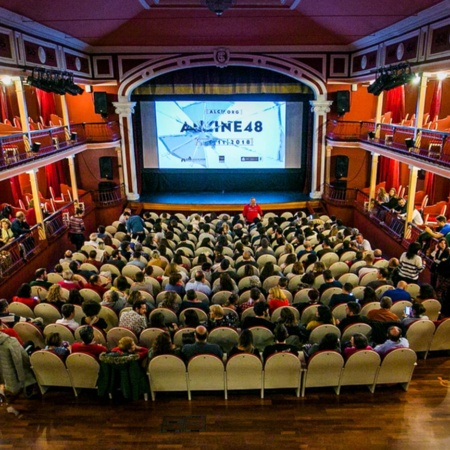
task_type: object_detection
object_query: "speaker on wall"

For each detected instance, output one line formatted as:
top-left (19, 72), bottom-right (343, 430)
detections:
top-left (94, 91), bottom-right (108, 116)
top-left (336, 90), bottom-right (350, 115)
top-left (335, 155), bottom-right (349, 179)
top-left (99, 156), bottom-right (113, 180)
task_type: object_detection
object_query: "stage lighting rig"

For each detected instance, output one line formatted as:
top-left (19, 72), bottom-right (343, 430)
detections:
top-left (368, 63), bottom-right (415, 96)
top-left (26, 67), bottom-right (84, 96)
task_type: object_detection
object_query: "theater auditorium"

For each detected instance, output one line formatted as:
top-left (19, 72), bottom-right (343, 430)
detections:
top-left (0, 1), bottom-right (450, 449)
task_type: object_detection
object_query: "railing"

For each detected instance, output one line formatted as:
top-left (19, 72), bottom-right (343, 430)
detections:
top-left (92, 183), bottom-right (127, 207)
top-left (323, 183), bottom-right (358, 205)
top-left (0, 121), bottom-right (120, 171)
top-left (326, 120), bottom-right (450, 168)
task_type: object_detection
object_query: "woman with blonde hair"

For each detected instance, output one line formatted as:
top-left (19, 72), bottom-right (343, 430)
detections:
top-left (1, 218), bottom-right (14, 245)
top-left (208, 304), bottom-right (237, 330)
top-left (267, 285), bottom-right (289, 314)
top-left (376, 187), bottom-right (389, 204)
top-left (45, 284), bottom-right (66, 312)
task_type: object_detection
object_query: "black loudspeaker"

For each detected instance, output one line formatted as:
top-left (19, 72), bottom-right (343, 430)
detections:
top-left (335, 155), bottom-right (349, 179)
top-left (336, 90), bottom-right (350, 115)
top-left (99, 156), bottom-right (113, 180)
top-left (94, 92), bottom-right (108, 116)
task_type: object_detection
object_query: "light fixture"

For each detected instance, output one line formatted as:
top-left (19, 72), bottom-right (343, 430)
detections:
top-left (367, 63), bottom-right (415, 96)
top-left (405, 138), bottom-right (415, 150)
top-left (412, 73), bottom-right (421, 85)
top-left (437, 72), bottom-right (447, 81)
top-left (204, 0), bottom-right (234, 16)
top-left (1, 75), bottom-right (12, 85)
top-left (26, 68), bottom-right (84, 96)
top-left (31, 142), bottom-right (41, 153)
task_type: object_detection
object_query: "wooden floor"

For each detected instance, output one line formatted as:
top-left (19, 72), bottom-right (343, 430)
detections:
top-left (2, 356), bottom-right (450, 449)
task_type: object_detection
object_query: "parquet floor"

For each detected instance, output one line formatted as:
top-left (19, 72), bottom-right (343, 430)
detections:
top-left (1, 356), bottom-right (450, 450)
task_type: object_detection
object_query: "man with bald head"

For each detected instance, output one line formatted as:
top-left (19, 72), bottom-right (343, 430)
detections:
top-left (181, 325), bottom-right (223, 362)
top-left (374, 326), bottom-right (409, 356)
top-left (382, 281), bottom-right (412, 303)
top-left (243, 197), bottom-right (263, 224)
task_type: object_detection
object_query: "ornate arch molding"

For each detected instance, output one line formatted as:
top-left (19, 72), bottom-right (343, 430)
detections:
top-left (118, 52), bottom-right (327, 99)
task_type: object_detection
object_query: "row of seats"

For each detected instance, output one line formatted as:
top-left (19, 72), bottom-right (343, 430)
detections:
top-left (29, 347), bottom-right (417, 400)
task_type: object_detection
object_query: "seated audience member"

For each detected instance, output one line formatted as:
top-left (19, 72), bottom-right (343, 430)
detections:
top-left (328, 283), bottom-right (354, 309)
top-left (85, 274), bottom-right (109, 297)
top-left (360, 286), bottom-right (378, 306)
top-left (178, 289), bottom-right (210, 315)
top-left (111, 275), bottom-right (130, 299)
top-left (337, 301), bottom-right (370, 332)
top-left (374, 326), bottom-right (409, 356)
top-left (158, 291), bottom-right (180, 314)
top-left (185, 270), bottom-right (212, 297)
top-left (30, 268), bottom-right (53, 290)
top-left (402, 302), bottom-right (429, 327)
top-left (366, 268), bottom-right (394, 291)
top-left (12, 283), bottom-right (39, 310)
top-left (86, 250), bottom-right (103, 270)
top-left (343, 333), bottom-right (373, 359)
top-left (148, 332), bottom-right (177, 360)
top-left (278, 307), bottom-right (308, 343)
top-left (56, 303), bottom-right (80, 331)
top-left (352, 233), bottom-right (372, 252)
top-left (212, 272), bottom-right (238, 295)
top-left (67, 289), bottom-right (84, 306)
top-left (119, 299), bottom-right (147, 335)
top-left (417, 215), bottom-right (450, 250)
top-left (267, 286), bottom-right (289, 314)
top-left (415, 283), bottom-right (437, 303)
top-left (81, 300), bottom-right (108, 331)
top-left (181, 325), bottom-right (223, 361)
top-left (318, 270), bottom-right (342, 295)
top-left (127, 251), bottom-right (147, 270)
top-left (101, 290), bottom-right (127, 314)
top-left (44, 332), bottom-right (71, 360)
top-left (227, 329), bottom-right (260, 359)
top-left (223, 293), bottom-right (239, 311)
top-left (60, 250), bottom-right (74, 265)
top-left (306, 304), bottom-right (336, 331)
top-left (367, 297), bottom-right (400, 322)
top-left (45, 284), bottom-right (66, 312)
top-left (69, 261), bottom-right (95, 283)
top-left (286, 261), bottom-right (304, 280)
top-left (262, 323), bottom-right (300, 361)
top-left (303, 332), bottom-right (341, 361)
top-left (58, 269), bottom-right (83, 291)
top-left (240, 287), bottom-right (263, 313)
top-left (164, 273), bottom-right (186, 297)
top-left (208, 304), bottom-right (237, 330)
top-left (357, 253), bottom-right (378, 280)
top-left (107, 249), bottom-right (126, 272)
top-left (0, 298), bottom-right (31, 326)
top-left (149, 311), bottom-right (172, 332)
top-left (296, 289), bottom-right (320, 316)
top-left (316, 239), bottom-right (334, 259)
top-left (241, 301), bottom-right (275, 332)
top-left (382, 281), bottom-right (412, 303)
top-left (112, 336), bottom-right (148, 362)
top-left (72, 325), bottom-right (107, 359)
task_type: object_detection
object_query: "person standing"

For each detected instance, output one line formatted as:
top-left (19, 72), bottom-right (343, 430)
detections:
top-left (243, 197), bottom-right (263, 224)
top-left (68, 208), bottom-right (85, 251)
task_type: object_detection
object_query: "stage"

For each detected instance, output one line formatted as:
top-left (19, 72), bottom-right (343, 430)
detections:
top-left (132, 191), bottom-right (322, 214)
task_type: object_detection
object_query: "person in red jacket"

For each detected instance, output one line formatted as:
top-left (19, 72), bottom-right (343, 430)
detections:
top-left (242, 197), bottom-right (263, 224)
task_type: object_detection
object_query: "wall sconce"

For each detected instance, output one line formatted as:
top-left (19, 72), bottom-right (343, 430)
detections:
top-left (31, 142), bottom-right (41, 153)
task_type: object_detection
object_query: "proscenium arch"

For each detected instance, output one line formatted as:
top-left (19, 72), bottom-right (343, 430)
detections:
top-left (118, 52), bottom-right (327, 100)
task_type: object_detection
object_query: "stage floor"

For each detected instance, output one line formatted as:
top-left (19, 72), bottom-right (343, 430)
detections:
top-left (139, 191), bottom-right (310, 205)
top-left (134, 191), bottom-right (320, 214)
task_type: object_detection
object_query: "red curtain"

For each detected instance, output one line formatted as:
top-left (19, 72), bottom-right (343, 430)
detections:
top-left (36, 89), bottom-right (57, 125)
top-left (0, 85), bottom-right (8, 122)
top-left (10, 176), bottom-right (22, 206)
top-left (429, 80), bottom-right (442, 122)
top-left (45, 161), bottom-right (65, 197)
top-left (424, 172), bottom-right (435, 204)
top-left (378, 156), bottom-right (400, 191)
top-left (385, 85), bottom-right (405, 124)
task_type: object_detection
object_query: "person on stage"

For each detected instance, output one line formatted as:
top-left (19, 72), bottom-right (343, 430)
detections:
top-left (243, 197), bottom-right (263, 224)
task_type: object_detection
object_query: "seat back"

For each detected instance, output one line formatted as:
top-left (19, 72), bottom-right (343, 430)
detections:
top-left (331, 303), bottom-right (348, 321)
top-left (150, 307), bottom-right (178, 325)
top-left (98, 305), bottom-right (119, 331)
top-left (302, 351), bottom-right (344, 396)
top-left (264, 352), bottom-right (302, 397)
top-left (405, 283), bottom-right (420, 298)
top-left (179, 308), bottom-right (208, 325)
top-left (360, 272), bottom-right (379, 286)
top-left (30, 286), bottom-right (48, 300)
top-left (8, 302), bottom-right (35, 319)
top-left (262, 275), bottom-right (281, 292)
top-left (139, 328), bottom-right (165, 348)
top-left (106, 327), bottom-right (138, 350)
top-left (188, 355), bottom-right (226, 397)
top-left (208, 327), bottom-right (239, 354)
top-left (44, 323), bottom-right (75, 344)
top-left (360, 302), bottom-right (381, 317)
top-left (271, 305), bottom-right (300, 323)
top-left (122, 265), bottom-right (141, 280)
top-left (308, 324), bottom-right (341, 344)
top-left (66, 353), bottom-right (100, 395)
top-left (211, 291), bottom-right (232, 305)
top-left (293, 288), bottom-right (312, 304)
top-left (375, 285), bottom-right (393, 299)
top-left (339, 350), bottom-right (381, 392)
top-left (79, 289), bottom-right (102, 303)
top-left (329, 262), bottom-right (349, 279)
top-left (421, 299), bottom-right (441, 321)
top-left (390, 301), bottom-right (413, 319)
top-left (226, 354), bottom-right (263, 396)
top-left (430, 319), bottom-right (450, 351)
top-left (148, 355), bottom-right (188, 400)
top-left (34, 303), bottom-right (61, 326)
top-left (74, 325), bottom-right (107, 346)
top-left (320, 287), bottom-right (343, 306)
top-left (249, 327), bottom-right (275, 352)
top-left (173, 328), bottom-right (196, 347)
top-left (405, 319), bottom-right (435, 357)
top-left (14, 322), bottom-right (45, 348)
top-left (376, 348), bottom-right (417, 391)
top-left (320, 252), bottom-right (339, 268)
top-left (337, 273), bottom-right (359, 287)
top-left (30, 350), bottom-right (72, 394)
top-left (341, 322), bottom-right (372, 342)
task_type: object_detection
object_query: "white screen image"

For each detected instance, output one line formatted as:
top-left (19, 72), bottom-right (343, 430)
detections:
top-left (155, 100), bottom-right (286, 169)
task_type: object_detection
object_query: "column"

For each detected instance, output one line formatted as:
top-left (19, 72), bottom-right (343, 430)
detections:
top-left (325, 145), bottom-right (333, 186)
top-left (27, 168), bottom-right (46, 239)
top-left (414, 74), bottom-right (428, 136)
top-left (60, 95), bottom-right (71, 141)
top-left (368, 152), bottom-right (379, 207)
top-left (404, 165), bottom-right (419, 237)
top-left (14, 78), bottom-right (31, 149)
top-left (67, 155), bottom-right (79, 203)
top-left (115, 146), bottom-right (124, 187)
top-left (113, 99), bottom-right (139, 201)
top-left (309, 96), bottom-right (333, 198)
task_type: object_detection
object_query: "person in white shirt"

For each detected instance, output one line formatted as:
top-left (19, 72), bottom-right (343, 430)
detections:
top-left (56, 304), bottom-right (80, 332)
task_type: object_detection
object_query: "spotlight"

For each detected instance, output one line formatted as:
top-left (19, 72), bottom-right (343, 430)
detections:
top-left (405, 138), bottom-right (415, 150)
top-left (70, 132), bottom-right (78, 142)
top-left (31, 142), bottom-right (41, 153)
top-left (204, 0), bottom-right (234, 15)
top-left (26, 68), bottom-right (84, 96)
top-left (368, 131), bottom-right (376, 140)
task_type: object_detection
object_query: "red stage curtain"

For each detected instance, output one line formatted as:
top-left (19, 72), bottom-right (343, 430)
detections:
top-left (10, 176), bottom-right (22, 206)
top-left (378, 156), bottom-right (400, 191)
top-left (424, 172), bottom-right (435, 204)
top-left (45, 163), bottom-right (62, 197)
top-left (385, 86), bottom-right (405, 124)
top-left (0, 85), bottom-right (9, 122)
top-left (429, 80), bottom-right (442, 122)
top-left (36, 89), bottom-right (57, 125)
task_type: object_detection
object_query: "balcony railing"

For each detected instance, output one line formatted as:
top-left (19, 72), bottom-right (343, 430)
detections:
top-left (323, 183), bottom-right (358, 205)
top-left (92, 183), bottom-right (127, 207)
top-left (0, 121), bottom-right (120, 171)
top-left (326, 120), bottom-right (450, 168)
